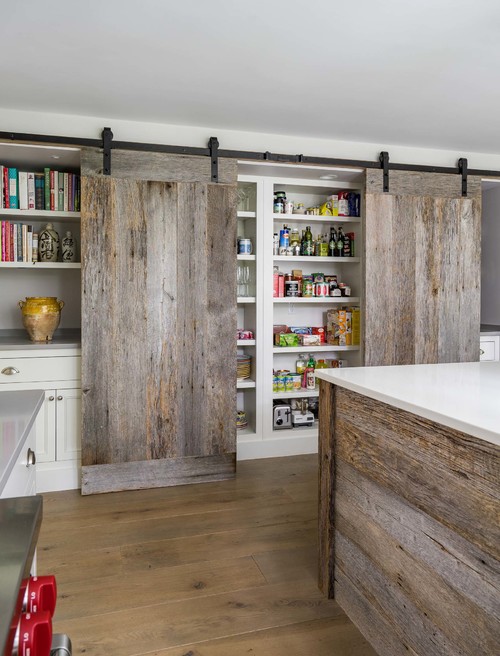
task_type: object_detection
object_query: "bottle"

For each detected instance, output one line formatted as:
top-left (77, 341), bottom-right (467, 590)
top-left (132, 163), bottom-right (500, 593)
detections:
top-left (336, 226), bottom-right (345, 257)
top-left (329, 227), bottom-right (337, 257)
top-left (304, 226), bottom-right (313, 256)
top-left (296, 354), bottom-right (307, 375)
top-left (315, 359), bottom-right (328, 389)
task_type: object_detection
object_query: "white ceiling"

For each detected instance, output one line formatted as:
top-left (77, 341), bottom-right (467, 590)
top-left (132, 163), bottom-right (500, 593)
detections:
top-left (1, 0), bottom-right (499, 154)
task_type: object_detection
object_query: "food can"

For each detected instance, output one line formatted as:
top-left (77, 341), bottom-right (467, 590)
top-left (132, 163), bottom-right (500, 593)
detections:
top-left (314, 282), bottom-right (329, 297)
top-left (284, 376), bottom-right (294, 392)
top-left (302, 277), bottom-right (314, 296)
top-left (277, 375), bottom-right (286, 393)
top-left (273, 375), bottom-right (280, 392)
top-left (238, 238), bottom-right (252, 255)
top-left (284, 200), bottom-right (294, 214)
top-left (285, 280), bottom-right (300, 297)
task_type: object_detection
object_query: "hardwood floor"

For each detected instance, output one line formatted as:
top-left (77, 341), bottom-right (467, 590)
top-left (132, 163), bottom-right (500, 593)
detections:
top-left (38, 454), bottom-right (377, 656)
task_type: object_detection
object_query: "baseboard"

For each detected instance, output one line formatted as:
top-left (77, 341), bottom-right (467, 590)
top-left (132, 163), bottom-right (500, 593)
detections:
top-left (237, 434), bottom-right (318, 460)
top-left (37, 461), bottom-right (80, 493)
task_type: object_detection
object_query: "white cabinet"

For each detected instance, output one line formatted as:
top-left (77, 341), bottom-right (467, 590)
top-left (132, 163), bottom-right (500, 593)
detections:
top-left (480, 335), bottom-right (500, 361)
top-left (236, 163), bottom-right (364, 460)
top-left (0, 350), bottom-right (81, 492)
top-left (1, 430), bottom-right (36, 499)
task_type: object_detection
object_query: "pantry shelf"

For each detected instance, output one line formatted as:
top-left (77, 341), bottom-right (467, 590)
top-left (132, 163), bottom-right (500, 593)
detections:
top-left (237, 254), bottom-right (255, 261)
top-left (273, 297), bottom-right (360, 304)
top-left (237, 211), bottom-right (256, 219)
top-left (0, 262), bottom-right (81, 269)
top-left (0, 209), bottom-right (80, 219)
top-left (273, 390), bottom-right (319, 399)
top-left (273, 213), bottom-right (360, 223)
top-left (237, 379), bottom-right (256, 389)
top-left (237, 297), bottom-right (256, 303)
top-left (237, 340), bottom-right (256, 346)
top-left (273, 346), bottom-right (360, 353)
top-left (273, 256), bottom-right (360, 263)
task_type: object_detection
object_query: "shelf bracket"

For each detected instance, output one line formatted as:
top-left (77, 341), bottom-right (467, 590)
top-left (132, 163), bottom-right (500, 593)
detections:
top-left (209, 136), bottom-right (219, 183)
top-left (458, 157), bottom-right (468, 197)
top-left (379, 151), bottom-right (389, 193)
top-left (102, 127), bottom-right (113, 176)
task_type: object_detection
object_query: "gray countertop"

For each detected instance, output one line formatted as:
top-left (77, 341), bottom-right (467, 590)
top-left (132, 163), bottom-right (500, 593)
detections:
top-left (0, 390), bottom-right (44, 495)
top-left (480, 324), bottom-right (500, 336)
top-left (0, 495), bottom-right (43, 655)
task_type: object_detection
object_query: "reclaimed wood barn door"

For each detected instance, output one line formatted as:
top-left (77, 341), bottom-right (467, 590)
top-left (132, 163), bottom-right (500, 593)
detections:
top-left (363, 170), bottom-right (482, 365)
top-left (80, 149), bottom-right (237, 494)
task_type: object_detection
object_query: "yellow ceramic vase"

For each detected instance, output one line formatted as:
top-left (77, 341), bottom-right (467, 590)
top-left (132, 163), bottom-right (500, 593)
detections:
top-left (19, 297), bottom-right (65, 342)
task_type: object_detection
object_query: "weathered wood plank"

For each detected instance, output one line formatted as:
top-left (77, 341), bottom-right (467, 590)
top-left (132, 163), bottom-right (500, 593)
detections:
top-left (366, 169), bottom-right (482, 199)
top-left (318, 379), bottom-right (336, 597)
top-left (81, 453), bottom-right (236, 495)
top-left (335, 387), bottom-right (500, 558)
top-left (336, 461), bottom-right (500, 621)
top-left (81, 147), bottom-right (237, 184)
top-left (363, 170), bottom-right (481, 366)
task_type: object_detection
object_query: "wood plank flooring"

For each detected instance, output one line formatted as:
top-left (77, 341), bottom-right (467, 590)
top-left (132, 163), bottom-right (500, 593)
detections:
top-left (38, 455), bottom-right (377, 656)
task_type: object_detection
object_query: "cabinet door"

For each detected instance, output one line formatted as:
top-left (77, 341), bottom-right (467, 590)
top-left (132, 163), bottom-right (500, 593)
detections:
top-left (480, 337), bottom-right (499, 361)
top-left (81, 150), bottom-right (237, 494)
top-left (35, 390), bottom-right (57, 463)
top-left (56, 389), bottom-right (81, 461)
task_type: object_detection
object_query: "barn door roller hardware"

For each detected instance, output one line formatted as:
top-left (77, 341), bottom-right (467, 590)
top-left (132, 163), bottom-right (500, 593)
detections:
top-left (102, 127), bottom-right (113, 176)
top-left (264, 152), bottom-right (305, 163)
top-left (458, 158), bottom-right (468, 197)
top-left (379, 151), bottom-right (390, 192)
top-left (209, 137), bottom-right (219, 182)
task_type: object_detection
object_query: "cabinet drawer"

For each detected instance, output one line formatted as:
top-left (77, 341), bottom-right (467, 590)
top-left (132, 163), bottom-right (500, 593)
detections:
top-left (0, 356), bottom-right (81, 384)
top-left (479, 337), bottom-right (499, 362)
top-left (1, 441), bottom-right (36, 499)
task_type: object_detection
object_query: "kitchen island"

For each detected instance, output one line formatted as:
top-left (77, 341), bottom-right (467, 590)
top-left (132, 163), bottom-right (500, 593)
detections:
top-left (315, 362), bottom-right (500, 656)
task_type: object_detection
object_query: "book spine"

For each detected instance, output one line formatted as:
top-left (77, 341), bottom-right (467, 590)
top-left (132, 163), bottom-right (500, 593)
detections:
top-left (35, 173), bottom-right (44, 210)
top-left (11, 223), bottom-right (16, 262)
top-left (44, 167), bottom-right (50, 210)
top-left (8, 168), bottom-right (18, 209)
top-left (2, 167), bottom-right (9, 208)
top-left (74, 175), bottom-right (80, 212)
top-left (50, 170), bottom-right (56, 211)
top-left (0, 222), bottom-right (4, 261)
top-left (27, 172), bottom-right (36, 209)
top-left (63, 172), bottom-right (69, 212)
top-left (68, 173), bottom-right (74, 211)
top-left (18, 171), bottom-right (28, 210)
top-left (27, 225), bottom-right (33, 263)
top-left (58, 171), bottom-right (64, 211)
top-left (22, 223), bottom-right (27, 261)
top-left (0, 166), bottom-right (3, 209)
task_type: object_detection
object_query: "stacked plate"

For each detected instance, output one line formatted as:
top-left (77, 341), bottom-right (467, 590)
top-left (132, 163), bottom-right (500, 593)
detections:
top-left (237, 411), bottom-right (248, 430)
top-left (237, 355), bottom-right (252, 380)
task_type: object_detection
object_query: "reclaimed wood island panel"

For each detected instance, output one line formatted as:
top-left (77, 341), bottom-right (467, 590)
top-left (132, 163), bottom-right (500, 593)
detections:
top-left (317, 362), bottom-right (500, 656)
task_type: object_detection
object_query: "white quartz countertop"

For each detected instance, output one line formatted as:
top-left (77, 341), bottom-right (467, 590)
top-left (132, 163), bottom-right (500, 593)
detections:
top-left (315, 362), bottom-right (500, 447)
top-left (0, 390), bottom-right (44, 494)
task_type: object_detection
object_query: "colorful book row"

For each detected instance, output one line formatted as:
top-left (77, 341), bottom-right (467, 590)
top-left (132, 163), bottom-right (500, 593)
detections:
top-left (1, 221), bottom-right (36, 262)
top-left (0, 166), bottom-right (81, 212)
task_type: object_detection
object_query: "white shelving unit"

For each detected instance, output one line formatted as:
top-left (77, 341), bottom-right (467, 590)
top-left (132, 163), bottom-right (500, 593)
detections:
top-left (236, 162), bottom-right (364, 460)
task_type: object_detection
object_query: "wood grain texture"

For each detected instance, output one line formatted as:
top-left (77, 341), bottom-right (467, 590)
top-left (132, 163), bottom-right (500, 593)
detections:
top-left (318, 378), bottom-right (336, 597)
top-left (81, 147), bottom-right (237, 184)
top-left (363, 184), bottom-right (481, 366)
top-left (81, 153), bottom-right (237, 494)
top-left (37, 455), bottom-right (377, 656)
top-left (319, 383), bottom-right (500, 656)
top-left (365, 169), bottom-right (482, 199)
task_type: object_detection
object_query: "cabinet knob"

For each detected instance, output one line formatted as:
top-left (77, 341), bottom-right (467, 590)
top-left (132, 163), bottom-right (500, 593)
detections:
top-left (57, 395), bottom-right (63, 401)
top-left (1, 366), bottom-right (19, 376)
top-left (48, 396), bottom-right (55, 401)
top-left (26, 448), bottom-right (36, 466)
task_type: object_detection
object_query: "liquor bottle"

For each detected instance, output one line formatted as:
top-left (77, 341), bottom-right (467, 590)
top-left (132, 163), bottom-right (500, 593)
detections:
top-left (336, 226), bottom-right (345, 257)
top-left (329, 227), bottom-right (337, 257)
top-left (304, 225), bottom-right (313, 256)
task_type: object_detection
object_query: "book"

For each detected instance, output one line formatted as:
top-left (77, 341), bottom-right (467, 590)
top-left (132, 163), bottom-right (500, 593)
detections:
top-left (68, 173), bottom-right (74, 211)
top-left (0, 166), bottom-right (3, 208)
top-left (50, 170), bottom-right (56, 211)
top-left (63, 172), bottom-right (69, 211)
top-left (2, 167), bottom-right (9, 208)
top-left (27, 172), bottom-right (35, 209)
top-left (22, 223), bottom-right (27, 261)
top-left (8, 168), bottom-right (18, 209)
top-left (74, 175), bottom-right (80, 212)
top-left (18, 171), bottom-right (28, 210)
top-left (35, 173), bottom-right (44, 210)
top-left (44, 167), bottom-right (50, 210)
top-left (1, 221), bottom-right (5, 260)
top-left (58, 171), bottom-right (64, 211)
top-left (27, 225), bottom-right (33, 263)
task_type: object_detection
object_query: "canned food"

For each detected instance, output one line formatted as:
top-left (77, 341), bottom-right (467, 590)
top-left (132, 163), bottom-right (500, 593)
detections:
top-left (284, 376), bottom-right (294, 392)
top-left (302, 278), bottom-right (314, 296)
top-left (285, 280), bottom-right (300, 297)
top-left (277, 376), bottom-right (286, 393)
top-left (314, 282), bottom-right (329, 297)
top-left (273, 375), bottom-right (280, 392)
top-left (238, 238), bottom-right (252, 254)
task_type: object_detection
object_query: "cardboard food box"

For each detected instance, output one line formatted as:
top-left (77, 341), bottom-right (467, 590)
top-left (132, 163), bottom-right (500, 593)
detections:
top-left (326, 309), bottom-right (352, 346)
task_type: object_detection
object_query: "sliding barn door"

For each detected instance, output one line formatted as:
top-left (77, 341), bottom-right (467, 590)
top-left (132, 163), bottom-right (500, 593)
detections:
top-left (363, 170), bottom-right (481, 365)
top-left (80, 149), bottom-right (237, 494)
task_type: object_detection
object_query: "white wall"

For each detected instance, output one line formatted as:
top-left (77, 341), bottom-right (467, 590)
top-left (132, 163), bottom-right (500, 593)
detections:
top-left (481, 185), bottom-right (500, 325)
top-left (1, 107), bottom-right (500, 171)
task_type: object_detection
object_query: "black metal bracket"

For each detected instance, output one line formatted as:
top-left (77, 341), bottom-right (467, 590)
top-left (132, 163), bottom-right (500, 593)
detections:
top-left (209, 137), bottom-right (219, 182)
top-left (102, 127), bottom-right (113, 176)
top-left (263, 151), bottom-right (304, 163)
top-left (380, 151), bottom-right (390, 192)
top-left (458, 157), bottom-right (468, 197)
